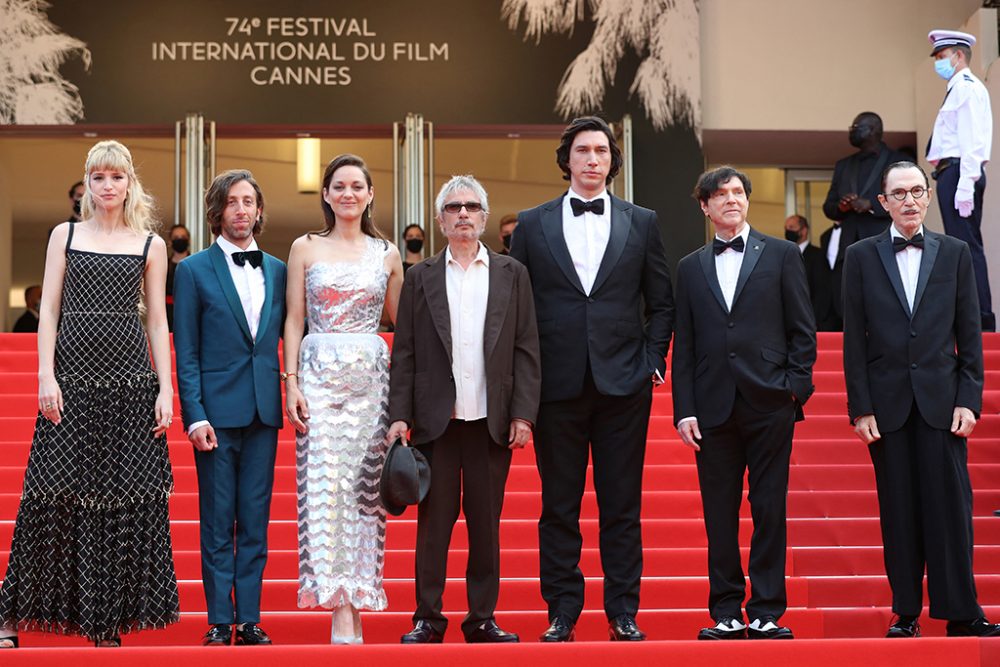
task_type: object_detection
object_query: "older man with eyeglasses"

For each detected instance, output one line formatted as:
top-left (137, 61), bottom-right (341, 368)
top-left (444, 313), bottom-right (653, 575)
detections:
top-left (843, 160), bottom-right (999, 639)
top-left (387, 175), bottom-right (541, 644)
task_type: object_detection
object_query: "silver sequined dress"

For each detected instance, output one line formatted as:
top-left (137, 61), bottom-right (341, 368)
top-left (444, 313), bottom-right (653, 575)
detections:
top-left (296, 236), bottom-right (391, 610)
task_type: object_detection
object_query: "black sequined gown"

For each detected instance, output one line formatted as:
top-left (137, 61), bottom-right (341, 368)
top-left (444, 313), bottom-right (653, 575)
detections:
top-left (0, 226), bottom-right (179, 642)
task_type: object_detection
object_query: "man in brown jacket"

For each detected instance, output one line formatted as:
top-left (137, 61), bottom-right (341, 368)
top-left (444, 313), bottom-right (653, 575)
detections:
top-left (387, 174), bottom-right (541, 644)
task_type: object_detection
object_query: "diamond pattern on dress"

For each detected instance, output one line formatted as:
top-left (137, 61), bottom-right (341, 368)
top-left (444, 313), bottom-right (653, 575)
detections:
top-left (0, 246), bottom-right (180, 642)
top-left (296, 237), bottom-right (391, 611)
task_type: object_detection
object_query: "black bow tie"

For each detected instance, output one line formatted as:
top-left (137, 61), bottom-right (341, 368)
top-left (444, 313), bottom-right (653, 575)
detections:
top-left (570, 197), bottom-right (605, 216)
top-left (713, 236), bottom-right (745, 255)
top-left (892, 233), bottom-right (924, 253)
top-left (232, 250), bottom-right (263, 268)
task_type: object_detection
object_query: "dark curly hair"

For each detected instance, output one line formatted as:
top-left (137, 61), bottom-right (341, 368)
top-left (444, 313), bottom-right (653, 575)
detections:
top-left (555, 115), bottom-right (622, 186)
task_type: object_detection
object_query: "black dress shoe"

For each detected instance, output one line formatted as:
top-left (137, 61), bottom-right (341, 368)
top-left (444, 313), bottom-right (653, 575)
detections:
top-left (747, 616), bottom-right (794, 639)
top-left (608, 614), bottom-right (646, 641)
top-left (401, 620), bottom-right (444, 644)
top-left (465, 620), bottom-right (519, 643)
top-left (698, 616), bottom-right (747, 640)
top-left (234, 623), bottom-right (272, 645)
top-left (886, 615), bottom-right (921, 638)
top-left (946, 617), bottom-right (1000, 637)
top-left (203, 624), bottom-right (232, 646)
top-left (539, 617), bottom-right (575, 642)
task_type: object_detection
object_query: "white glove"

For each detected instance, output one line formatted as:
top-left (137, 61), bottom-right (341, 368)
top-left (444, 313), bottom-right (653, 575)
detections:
top-left (956, 180), bottom-right (975, 218)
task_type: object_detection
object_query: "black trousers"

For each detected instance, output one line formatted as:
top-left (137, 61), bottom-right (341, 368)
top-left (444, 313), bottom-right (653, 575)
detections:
top-left (695, 393), bottom-right (795, 622)
top-left (413, 419), bottom-right (512, 636)
top-left (534, 368), bottom-right (652, 622)
top-left (869, 401), bottom-right (982, 620)
top-left (936, 161), bottom-right (994, 331)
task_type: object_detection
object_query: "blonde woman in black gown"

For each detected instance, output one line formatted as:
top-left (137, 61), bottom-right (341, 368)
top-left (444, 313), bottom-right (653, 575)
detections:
top-left (0, 140), bottom-right (179, 648)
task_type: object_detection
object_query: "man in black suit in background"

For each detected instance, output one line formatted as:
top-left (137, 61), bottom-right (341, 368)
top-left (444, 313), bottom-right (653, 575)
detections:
top-left (510, 116), bottom-right (674, 642)
top-left (843, 160), bottom-right (1000, 639)
top-left (821, 112), bottom-right (905, 329)
top-left (785, 215), bottom-right (836, 330)
top-left (673, 166), bottom-right (816, 641)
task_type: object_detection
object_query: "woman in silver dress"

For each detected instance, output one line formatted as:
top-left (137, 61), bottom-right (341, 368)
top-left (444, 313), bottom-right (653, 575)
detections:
top-left (283, 154), bottom-right (404, 643)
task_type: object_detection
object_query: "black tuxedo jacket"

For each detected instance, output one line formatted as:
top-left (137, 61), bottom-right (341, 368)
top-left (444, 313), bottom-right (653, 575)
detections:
top-left (387, 248), bottom-right (541, 445)
top-left (842, 228), bottom-right (983, 432)
top-left (672, 228), bottom-right (817, 429)
top-left (801, 243), bottom-right (836, 330)
top-left (510, 193), bottom-right (674, 402)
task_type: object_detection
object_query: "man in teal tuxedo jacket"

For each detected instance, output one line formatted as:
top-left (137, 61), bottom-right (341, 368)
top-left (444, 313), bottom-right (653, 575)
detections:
top-left (174, 170), bottom-right (286, 646)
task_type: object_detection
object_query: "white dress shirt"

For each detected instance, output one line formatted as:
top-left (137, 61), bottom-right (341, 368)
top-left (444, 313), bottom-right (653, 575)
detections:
top-left (797, 240), bottom-right (808, 254)
top-left (446, 242), bottom-right (490, 421)
top-left (216, 235), bottom-right (266, 339)
top-left (188, 236), bottom-right (266, 436)
top-left (890, 225), bottom-right (924, 312)
top-left (562, 188), bottom-right (611, 295)
top-left (677, 223), bottom-right (751, 428)
top-left (927, 67), bottom-right (992, 198)
top-left (715, 224), bottom-right (751, 311)
top-left (826, 225), bottom-right (842, 270)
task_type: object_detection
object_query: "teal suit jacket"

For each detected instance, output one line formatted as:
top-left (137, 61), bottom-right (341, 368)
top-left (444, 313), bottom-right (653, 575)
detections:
top-left (173, 242), bottom-right (286, 430)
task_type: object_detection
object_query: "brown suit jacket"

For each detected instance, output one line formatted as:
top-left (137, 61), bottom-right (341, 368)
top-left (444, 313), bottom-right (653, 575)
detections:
top-left (388, 246), bottom-right (541, 445)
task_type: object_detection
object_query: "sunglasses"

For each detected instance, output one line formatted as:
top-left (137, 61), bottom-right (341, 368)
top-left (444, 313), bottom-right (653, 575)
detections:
top-left (442, 201), bottom-right (484, 214)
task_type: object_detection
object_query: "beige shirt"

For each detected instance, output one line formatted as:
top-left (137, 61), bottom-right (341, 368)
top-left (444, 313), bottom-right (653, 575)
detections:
top-left (446, 242), bottom-right (490, 421)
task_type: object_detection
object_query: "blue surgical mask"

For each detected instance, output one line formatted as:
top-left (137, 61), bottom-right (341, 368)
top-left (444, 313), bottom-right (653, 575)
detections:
top-left (935, 56), bottom-right (956, 80)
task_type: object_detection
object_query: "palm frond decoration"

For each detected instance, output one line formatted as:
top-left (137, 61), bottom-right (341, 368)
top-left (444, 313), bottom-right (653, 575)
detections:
top-left (0, 0), bottom-right (91, 124)
top-left (502, 0), bottom-right (701, 139)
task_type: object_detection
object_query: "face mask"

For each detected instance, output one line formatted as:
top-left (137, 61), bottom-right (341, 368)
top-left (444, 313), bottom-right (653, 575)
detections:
top-left (405, 238), bottom-right (423, 254)
top-left (848, 125), bottom-right (873, 148)
top-left (784, 229), bottom-right (801, 243)
top-left (73, 200), bottom-right (81, 216)
top-left (172, 238), bottom-right (190, 253)
top-left (501, 234), bottom-right (512, 250)
top-left (935, 56), bottom-right (956, 80)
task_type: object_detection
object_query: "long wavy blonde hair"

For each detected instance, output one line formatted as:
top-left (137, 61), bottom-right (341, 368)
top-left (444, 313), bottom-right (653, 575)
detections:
top-left (80, 140), bottom-right (159, 234)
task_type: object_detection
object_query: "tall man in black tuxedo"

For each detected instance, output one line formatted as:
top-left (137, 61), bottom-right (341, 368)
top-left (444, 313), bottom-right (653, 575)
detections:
top-left (821, 112), bottom-right (905, 330)
top-left (510, 116), bottom-right (673, 642)
top-left (673, 166), bottom-right (816, 641)
top-left (843, 161), bottom-right (1000, 639)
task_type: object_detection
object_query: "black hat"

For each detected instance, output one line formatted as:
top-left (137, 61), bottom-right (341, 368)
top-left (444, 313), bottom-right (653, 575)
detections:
top-left (379, 438), bottom-right (431, 516)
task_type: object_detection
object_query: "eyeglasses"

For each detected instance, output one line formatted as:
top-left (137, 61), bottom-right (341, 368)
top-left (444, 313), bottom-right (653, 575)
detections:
top-left (442, 201), bottom-right (483, 214)
top-left (884, 186), bottom-right (929, 201)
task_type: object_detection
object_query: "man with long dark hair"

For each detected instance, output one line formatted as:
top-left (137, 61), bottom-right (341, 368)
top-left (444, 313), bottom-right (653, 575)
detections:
top-left (510, 116), bottom-right (673, 642)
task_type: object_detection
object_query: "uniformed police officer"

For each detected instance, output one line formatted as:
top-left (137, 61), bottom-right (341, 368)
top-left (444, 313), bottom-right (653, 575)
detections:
top-left (926, 29), bottom-right (995, 332)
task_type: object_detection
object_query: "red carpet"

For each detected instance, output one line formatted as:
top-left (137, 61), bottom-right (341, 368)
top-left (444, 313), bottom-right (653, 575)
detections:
top-left (1, 331), bottom-right (999, 664)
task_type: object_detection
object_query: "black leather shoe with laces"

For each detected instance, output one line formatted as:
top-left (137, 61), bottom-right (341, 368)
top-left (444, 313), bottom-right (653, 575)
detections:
top-left (539, 617), bottom-right (575, 642)
top-left (234, 623), bottom-right (272, 645)
top-left (886, 615), bottom-right (920, 638)
top-left (401, 620), bottom-right (444, 644)
top-left (946, 617), bottom-right (1000, 637)
top-left (203, 624), bottom-right (232, 646)
top-left (608, 614), bottom-right (646, 641)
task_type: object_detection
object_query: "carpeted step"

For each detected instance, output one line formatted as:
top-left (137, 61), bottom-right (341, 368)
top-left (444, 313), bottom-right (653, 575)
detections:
top-left (5, 606), bottom-right (1000, 647)
top-left (7, 516), bottom-right (1000, 551)
top-left (6, 543), bottom-right (996, 580)
top-left (6, 489), bottom-right (1000, 522)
